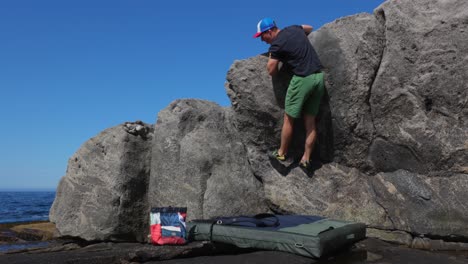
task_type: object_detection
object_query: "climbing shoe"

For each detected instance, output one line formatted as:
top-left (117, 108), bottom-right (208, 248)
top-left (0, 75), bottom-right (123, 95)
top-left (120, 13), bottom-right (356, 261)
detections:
top-left (299, 160), bottom-right (311, 170)
top-left (299, 160), bottom-right (323, 177)
top-left (271, 150), bottom-right (286, 161)
top-left (299, 160), bottom-right (314, 177)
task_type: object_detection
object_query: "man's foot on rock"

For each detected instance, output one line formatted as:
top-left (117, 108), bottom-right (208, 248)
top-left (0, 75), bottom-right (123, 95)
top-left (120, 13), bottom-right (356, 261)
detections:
top-left (299, 160), bottom-right (311, 169)
top-left (299, 160), bottom-right (321, 177)
top-left (269, 151), bottom-right (294, 175)
top-left (271, 150), bottom-right (286, 161)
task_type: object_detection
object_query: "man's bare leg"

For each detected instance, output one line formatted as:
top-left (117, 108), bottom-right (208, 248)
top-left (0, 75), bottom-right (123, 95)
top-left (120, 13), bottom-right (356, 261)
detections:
top-left (278, 113), bottom-right (294, 157)
top-left (301, 114), bottom-right (317, 163)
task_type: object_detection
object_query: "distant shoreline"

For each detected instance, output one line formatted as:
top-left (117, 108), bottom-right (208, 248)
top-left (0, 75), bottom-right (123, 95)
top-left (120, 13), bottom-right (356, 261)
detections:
top-left (0, 220), bottom-right (51, 229)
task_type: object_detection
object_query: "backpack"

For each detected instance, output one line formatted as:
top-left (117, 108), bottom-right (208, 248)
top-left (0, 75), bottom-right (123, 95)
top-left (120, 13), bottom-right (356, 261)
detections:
top-left (150, 207), bottom-right (187, 245)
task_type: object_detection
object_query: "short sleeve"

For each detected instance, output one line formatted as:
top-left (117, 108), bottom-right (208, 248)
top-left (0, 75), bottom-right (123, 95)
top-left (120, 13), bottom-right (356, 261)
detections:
top-left (268, 42), bottom-right (282, 60)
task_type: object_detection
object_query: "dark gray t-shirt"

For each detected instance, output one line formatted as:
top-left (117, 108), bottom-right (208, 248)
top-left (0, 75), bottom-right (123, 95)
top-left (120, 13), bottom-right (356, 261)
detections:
top-left (269, 25), bottom-right (322, 77)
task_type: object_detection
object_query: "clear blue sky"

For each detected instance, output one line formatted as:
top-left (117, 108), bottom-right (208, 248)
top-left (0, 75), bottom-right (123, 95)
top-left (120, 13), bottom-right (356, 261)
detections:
top-left (0, 0), bottom-right (385, 190)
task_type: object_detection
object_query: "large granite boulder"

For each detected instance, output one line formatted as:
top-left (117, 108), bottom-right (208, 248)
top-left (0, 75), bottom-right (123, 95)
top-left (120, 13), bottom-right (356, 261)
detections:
top-left (50, 122), bottom-right (153, 242)
top-left (148, 99), bottom-right (268, 220)
top-left (225, 0), bottom-right (468, 238)
top-left (50, 0), bottom-right (468, 243)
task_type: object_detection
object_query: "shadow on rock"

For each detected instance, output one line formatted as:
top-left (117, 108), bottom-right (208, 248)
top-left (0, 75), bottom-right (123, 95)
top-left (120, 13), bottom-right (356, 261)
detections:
top-left (269, 155), bottom-right (323, 178)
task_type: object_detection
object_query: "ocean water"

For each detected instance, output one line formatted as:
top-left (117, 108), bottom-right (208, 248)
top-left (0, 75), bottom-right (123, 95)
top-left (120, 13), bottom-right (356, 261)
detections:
top-left (0, 191), bottom-right (56, 224)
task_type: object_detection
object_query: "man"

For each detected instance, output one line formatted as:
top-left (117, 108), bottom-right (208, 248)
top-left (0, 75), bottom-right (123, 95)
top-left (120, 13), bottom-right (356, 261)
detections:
top-left (253, 17), bottom-right (324, 170)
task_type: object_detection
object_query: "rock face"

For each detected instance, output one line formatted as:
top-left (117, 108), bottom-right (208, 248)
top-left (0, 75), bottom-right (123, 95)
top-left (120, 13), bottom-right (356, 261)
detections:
top-left (371, 170), bottom-right (468, 236)
top-left (148, 100), bottom-right (268, 220)
top-left (51, 0), bottom-right (468, 243)
top-left (50, 122), bottom-right (153, 242)
top-left (311, 12), bottom-right (385, 170)
top-left (225, 0), bottom-right (468, 238)
top-left (369, 0), bottom-right (468, 175)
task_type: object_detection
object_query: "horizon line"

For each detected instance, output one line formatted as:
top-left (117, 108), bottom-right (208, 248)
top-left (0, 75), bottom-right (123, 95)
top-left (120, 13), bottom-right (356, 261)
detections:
top-left (0, 188), bottom-right (56, 192)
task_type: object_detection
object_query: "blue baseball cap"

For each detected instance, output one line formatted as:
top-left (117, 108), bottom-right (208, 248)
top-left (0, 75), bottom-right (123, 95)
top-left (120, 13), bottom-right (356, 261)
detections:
top-left (253, 17), bottom-right (276, 38)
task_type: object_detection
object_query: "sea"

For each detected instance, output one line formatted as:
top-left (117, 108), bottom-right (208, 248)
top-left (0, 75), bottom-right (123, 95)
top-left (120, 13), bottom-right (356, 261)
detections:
top-left (0, 191), bottom-right (56, 224)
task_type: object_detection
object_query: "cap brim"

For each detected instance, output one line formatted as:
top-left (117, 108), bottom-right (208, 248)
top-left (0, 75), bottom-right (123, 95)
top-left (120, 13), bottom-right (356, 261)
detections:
top-left (253, 32), bottom-right (262, 38)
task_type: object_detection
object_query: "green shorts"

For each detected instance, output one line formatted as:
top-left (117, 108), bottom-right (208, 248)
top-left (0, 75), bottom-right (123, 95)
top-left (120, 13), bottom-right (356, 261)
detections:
top-left (285, 72), bottom-right (324, 118)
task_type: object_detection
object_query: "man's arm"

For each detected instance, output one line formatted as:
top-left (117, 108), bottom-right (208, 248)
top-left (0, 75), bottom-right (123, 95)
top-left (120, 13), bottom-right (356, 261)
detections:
top-left (267, 57), bottom-right (279, 76)
top-left (302, 24), bottom-right (313, 36)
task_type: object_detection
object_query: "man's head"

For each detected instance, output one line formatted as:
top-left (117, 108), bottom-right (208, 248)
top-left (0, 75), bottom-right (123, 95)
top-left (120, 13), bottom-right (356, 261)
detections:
top-left (253, 17), bottom-right (279, 44)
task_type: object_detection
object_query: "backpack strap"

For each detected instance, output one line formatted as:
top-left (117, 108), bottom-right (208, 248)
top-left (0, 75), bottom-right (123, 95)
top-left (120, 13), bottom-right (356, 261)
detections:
top-left (190, 214), bottom-right (280, 243)
top-left (215, 213), bottom-right (280, 228)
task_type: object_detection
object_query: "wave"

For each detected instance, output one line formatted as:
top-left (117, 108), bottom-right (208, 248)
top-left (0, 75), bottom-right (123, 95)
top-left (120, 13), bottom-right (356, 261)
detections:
top-left (0, 191), bottom-right (55, 224)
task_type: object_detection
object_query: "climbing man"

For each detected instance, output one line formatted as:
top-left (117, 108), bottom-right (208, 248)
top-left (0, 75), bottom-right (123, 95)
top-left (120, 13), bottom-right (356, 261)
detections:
top-left (253, 17), bottom-right (324, 171)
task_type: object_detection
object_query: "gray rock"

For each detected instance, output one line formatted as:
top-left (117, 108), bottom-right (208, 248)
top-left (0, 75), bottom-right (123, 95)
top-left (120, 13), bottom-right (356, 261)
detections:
top-left (369, 0), bottom-right (468, 175)
top-left (49, 122), bottom-right (153, 242)
top-left (371, 170), bottom-right (468, 237)
top-left (262, 163), bottom-right (388, 226)
top-left (148, 99), bottom-right (268, 220)
top-left (311, 12), bottom-right (385, 170)
top-left (226, 56), bottom-right (284, 182)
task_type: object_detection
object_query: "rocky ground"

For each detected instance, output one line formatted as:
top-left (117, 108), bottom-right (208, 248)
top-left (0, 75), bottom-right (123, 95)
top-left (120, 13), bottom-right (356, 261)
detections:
top-left (1, 222), bottom-right (468, 264)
